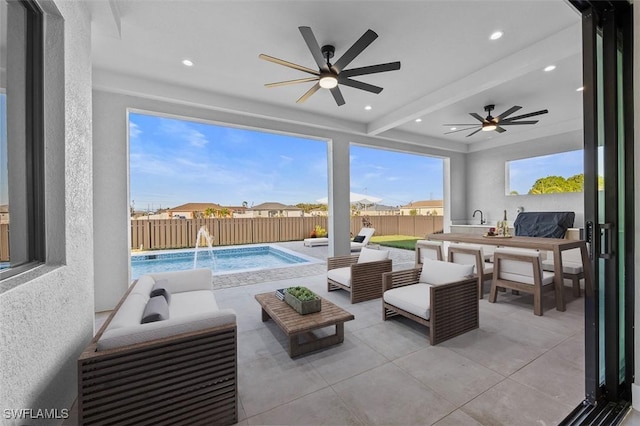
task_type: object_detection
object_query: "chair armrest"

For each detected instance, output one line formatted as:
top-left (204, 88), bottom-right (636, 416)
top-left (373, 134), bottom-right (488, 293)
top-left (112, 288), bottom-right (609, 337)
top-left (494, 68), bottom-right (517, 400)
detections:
top-left (328, 254), bottom-right (359, 270)
top-left (430, 277), bottom-right (478, 344)
top-left (382, 267), bottom-right (422, 292)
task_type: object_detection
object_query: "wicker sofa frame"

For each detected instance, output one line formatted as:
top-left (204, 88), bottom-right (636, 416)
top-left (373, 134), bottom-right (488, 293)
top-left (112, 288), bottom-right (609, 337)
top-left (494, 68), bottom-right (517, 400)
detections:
top-left (382, 268), bottom-right (478, 345)
top-left (327, 254), bottom-right (392, 303)
top-left (77, 281), bottom-right (238, 426)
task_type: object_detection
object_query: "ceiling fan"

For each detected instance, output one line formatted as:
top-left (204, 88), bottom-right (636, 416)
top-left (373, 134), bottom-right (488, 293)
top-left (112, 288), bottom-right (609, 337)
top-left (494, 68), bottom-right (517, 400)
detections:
top-left (259, 26), bottom-right (401, 106)
top-left (443, 104), bottom-right (549, 137)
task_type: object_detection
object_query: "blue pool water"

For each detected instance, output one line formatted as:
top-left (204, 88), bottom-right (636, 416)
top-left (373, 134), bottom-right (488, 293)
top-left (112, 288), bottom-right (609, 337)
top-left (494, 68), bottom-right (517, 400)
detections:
top-left (131, 245), bottom-right (312, 279)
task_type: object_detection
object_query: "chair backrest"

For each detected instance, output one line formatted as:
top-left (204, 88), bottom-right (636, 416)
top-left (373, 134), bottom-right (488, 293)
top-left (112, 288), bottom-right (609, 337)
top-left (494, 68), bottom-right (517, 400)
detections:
top-left (357, 228), bottom-right (375, 245)
top-left (358, 246), bottom-right (389, 263)
top-left (448, 243), bottom-right (485, 275)
top-left (415, 240), bottom-right (443, 265)
top-left (493, 248), bottom-right (543, 278)
top-left (419, 258), bottom-right (474, 285)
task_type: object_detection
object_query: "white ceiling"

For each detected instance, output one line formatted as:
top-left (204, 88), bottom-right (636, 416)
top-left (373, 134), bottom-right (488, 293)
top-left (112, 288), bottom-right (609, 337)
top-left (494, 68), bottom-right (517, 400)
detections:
top-left (89, 0), bottom-right (583, 152)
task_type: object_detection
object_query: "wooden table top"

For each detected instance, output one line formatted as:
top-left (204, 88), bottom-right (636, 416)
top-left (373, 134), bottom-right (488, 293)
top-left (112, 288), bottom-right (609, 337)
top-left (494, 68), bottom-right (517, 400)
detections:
top-left (255, 292), bottom-right (354, 336)
top-left (426, 232), bottom-right (586, 251)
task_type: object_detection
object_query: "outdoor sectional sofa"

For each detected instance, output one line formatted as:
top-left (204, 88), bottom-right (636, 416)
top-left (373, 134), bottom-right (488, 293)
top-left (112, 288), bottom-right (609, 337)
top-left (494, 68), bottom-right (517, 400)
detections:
top-left (77, 269), bottom-right (237, 425)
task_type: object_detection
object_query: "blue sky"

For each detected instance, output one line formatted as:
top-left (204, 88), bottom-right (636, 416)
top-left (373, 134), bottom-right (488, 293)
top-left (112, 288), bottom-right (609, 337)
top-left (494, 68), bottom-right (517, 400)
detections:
top-left (508, 149), bottom-right (584, 194)
top-left (129, 112), bottom-right (444, 210)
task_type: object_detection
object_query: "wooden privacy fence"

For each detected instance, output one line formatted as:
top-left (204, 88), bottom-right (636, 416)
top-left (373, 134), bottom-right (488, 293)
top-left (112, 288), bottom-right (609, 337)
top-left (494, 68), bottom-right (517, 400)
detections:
top-left (0, 224), bottom-right (8, 262)
top-left (131, 216), bottom-right (443, 250)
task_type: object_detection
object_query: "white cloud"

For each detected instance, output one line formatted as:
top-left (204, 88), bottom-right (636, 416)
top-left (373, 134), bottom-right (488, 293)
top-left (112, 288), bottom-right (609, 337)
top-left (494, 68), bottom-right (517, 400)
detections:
top-left (129, 122), bottom-right (142, 140)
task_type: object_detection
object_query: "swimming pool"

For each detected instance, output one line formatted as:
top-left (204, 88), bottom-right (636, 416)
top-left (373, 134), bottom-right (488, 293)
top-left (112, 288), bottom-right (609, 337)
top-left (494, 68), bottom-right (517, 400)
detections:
top-left (131, 244), bottom-right (317, 279)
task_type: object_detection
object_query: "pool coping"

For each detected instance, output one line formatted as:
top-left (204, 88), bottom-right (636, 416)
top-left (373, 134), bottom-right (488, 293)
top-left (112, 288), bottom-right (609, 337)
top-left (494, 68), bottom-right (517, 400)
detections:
top-left (131, 243), bottom-right (325, 278)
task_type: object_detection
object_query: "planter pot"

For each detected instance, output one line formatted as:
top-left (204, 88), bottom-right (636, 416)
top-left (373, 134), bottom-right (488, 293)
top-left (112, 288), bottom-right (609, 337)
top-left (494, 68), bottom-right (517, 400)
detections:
top-left (284, 292), bottom-right (321, 315)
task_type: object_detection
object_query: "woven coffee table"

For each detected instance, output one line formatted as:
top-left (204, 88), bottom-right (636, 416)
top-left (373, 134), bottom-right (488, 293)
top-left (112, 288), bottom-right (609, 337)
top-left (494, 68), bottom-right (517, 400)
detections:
top-left (255, 292), bottom-right (355, 357)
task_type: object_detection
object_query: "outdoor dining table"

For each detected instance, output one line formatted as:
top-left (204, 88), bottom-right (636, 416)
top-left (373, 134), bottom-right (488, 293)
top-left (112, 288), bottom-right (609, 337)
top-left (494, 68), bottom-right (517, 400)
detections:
top-left (426, 232), bottom-right (593, 312)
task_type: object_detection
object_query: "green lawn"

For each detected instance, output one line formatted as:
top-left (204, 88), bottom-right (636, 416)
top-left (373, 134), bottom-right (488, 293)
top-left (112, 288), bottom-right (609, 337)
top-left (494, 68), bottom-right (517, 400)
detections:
top-left (370, 235), bottom-right (420, 250)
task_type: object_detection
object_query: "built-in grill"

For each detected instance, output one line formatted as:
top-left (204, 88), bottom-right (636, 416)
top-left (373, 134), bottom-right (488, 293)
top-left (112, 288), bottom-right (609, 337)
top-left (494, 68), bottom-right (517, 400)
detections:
top-left (513, 211), bottom-right (575, 238)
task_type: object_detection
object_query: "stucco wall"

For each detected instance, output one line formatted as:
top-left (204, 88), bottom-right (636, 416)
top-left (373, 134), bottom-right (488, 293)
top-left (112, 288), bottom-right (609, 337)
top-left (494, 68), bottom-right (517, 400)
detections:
top-left (0, 1), bottom-right (94, 424)
top-left (465, 129), bottom-right (584, 228)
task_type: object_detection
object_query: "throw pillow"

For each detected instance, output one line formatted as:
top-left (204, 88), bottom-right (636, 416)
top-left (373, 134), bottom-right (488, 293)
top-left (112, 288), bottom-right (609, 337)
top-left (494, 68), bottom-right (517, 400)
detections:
top-left (357, 247), bottom-right (390, 263)
top-left (419, 258), bottom-right (474, 285)
top-left (353, 235), bottom-right (366, 243)
top-left (141, 295), bottom-right (170, 323)
top-left (150, 279), bottom-right (171, 304)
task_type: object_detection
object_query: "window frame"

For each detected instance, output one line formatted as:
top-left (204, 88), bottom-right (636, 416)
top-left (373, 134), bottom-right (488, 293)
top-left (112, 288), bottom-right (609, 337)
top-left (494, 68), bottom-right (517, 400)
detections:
top-left (0, 0), bottom-right (45, 280)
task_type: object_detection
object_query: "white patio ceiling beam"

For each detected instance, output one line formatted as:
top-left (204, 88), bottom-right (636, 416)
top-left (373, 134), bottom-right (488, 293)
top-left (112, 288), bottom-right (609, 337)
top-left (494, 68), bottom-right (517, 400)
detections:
top-left (366, 24), bottom-right (581, 136)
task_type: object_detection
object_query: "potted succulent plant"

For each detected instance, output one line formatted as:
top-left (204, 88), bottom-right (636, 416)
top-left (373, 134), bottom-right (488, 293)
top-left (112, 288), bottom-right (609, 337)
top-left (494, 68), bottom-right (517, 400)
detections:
top-left (284, 286), bottom-right (321, 315)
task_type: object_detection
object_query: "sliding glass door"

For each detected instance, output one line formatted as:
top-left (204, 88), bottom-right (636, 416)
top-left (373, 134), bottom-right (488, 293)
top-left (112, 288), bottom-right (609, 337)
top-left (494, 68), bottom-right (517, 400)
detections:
top-left (565, 1), bottom-right (634, 422)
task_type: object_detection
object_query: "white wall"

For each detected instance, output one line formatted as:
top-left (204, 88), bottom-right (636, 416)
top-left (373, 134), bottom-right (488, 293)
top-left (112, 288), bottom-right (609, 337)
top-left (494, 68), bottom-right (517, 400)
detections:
top-left (0, 0), bottom-right (94, 423)
top-left (465, 129), bottom-right (584, 227)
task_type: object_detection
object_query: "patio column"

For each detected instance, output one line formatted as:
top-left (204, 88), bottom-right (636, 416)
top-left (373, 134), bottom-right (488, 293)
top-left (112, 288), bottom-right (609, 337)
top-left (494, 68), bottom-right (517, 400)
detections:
top-left (327, 137), bottom-right (351, 257)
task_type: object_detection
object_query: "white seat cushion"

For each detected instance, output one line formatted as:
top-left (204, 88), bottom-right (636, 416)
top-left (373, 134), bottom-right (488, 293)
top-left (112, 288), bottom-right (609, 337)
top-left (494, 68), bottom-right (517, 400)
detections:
top-left (384, 283), bottom-right (431, 320)
top-left (542, 259), bottom-right (583, 275)
top-left (358, 247), bottom-right (389, 263)
top-left (169, 290), bottom-right (219, 317)
top-left (483, 262), bottom-right (494, 274)
top-left (419, 259), bottom-right (474, 285)
top-left (327, 267), bottom-right (352, 287)
top-left (500, 270), bottom-right (555, 286)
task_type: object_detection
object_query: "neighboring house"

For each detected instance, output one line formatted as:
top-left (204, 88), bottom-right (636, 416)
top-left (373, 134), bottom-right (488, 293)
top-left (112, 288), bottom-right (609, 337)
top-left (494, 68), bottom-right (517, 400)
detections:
top-left (360, 204), bottom-right (400, 216)
top-left (131, 211), bottom-right (170, 220)
top-left (167, 202), bottom-right (225, 219)
top-left (249, 202), bottom-right (304, 218)
top-left (309, 208), bottom-right (328, 217)
top-left (400, 200), bottom-right (444, 216)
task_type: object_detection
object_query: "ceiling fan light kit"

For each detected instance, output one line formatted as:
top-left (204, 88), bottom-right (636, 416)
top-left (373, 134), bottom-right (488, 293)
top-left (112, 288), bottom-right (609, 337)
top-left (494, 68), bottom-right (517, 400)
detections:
top-left (260, 26), bottom-right (401, 106)
top-left (444, 104), bottom-right (549, 137)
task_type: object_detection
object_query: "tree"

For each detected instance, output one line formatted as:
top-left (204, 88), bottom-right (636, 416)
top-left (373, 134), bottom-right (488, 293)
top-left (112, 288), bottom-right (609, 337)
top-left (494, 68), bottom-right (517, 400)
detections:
top-left (528, 175), bottom-right (567, 194)
top-left (204, 207), bottom-right (216, 218)
top-left (219, 208), bottom-right (231, 218)
top-left (409, 209), bottom-right (418, 216)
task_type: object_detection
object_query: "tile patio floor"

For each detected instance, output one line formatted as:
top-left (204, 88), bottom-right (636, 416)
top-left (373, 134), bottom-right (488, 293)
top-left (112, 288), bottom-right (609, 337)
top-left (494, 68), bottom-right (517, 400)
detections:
top-left (218, 242), bottom-right (585, 425)
top-left (94, 242), bottom-right (587, 425)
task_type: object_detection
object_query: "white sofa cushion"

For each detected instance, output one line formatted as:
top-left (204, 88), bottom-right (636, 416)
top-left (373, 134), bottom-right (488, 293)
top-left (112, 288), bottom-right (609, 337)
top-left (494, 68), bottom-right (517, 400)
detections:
top-left (130, 275), bottom-right (155, 299)
top-left (327, 267), bottom-right (351, 287)
top-left (384, 283), bottom-right (431, 320)
top-left (108, 293), bottom-right (148, 330)
top-left (170, 290), bottom-right (219, 317)
top-left (500, 271), bottom-right (555, 286)
top-left (97, 309), bottom-right (237, 351)
top-left (358, 247), bottom-right (390, 263)
top-left (148, 268), bottom-right (212, 293)
top-left (419, 259), bottom-right (474, 285)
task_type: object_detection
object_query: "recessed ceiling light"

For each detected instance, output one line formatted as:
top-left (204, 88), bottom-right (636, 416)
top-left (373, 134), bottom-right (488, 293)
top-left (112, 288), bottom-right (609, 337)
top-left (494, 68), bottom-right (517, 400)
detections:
top-left (415, 118), bottom-right (422, 123)
top-left (182, 59), bottom-right (194, 67)
top-left (490, 31), bottom-right (503, 41)
top-left (576, 86), bottom-right (585, 92)
top-left (364, 105), bottom-right (372, 110)
top-left (450, 127), bottom-right (457, 131)
top-left (544, 65), bottom-right (556, 72)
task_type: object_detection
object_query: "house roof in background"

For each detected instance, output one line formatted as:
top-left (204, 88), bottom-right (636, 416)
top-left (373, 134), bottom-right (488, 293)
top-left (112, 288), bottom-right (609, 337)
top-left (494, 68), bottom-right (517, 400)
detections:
top-left (401, 200), bottom-right (444, 208)
top-left (168, 203), bottom-right (224, 211)
top-left (251, 202), bottom-right (302, 210)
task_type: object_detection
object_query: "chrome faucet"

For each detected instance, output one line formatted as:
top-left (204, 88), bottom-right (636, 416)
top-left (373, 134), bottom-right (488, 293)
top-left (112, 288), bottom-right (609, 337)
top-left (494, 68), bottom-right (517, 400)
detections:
top-left (473, 209), bottom-right (485, 225)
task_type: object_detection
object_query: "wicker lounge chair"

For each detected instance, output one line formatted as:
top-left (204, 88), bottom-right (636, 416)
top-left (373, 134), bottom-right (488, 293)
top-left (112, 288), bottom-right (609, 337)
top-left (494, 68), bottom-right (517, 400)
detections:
top-left (350, 227), bottom-right (376, 251)
top-left (382, 259), bottom-right (478, 345)
top-left (327, 247), bottom-right (392, 303)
